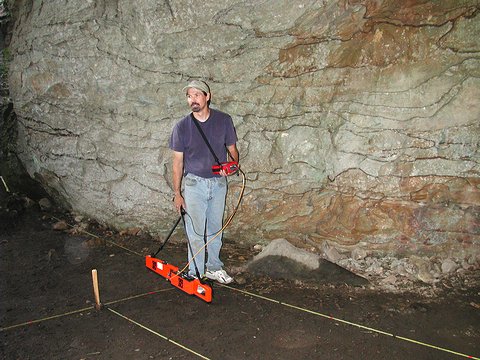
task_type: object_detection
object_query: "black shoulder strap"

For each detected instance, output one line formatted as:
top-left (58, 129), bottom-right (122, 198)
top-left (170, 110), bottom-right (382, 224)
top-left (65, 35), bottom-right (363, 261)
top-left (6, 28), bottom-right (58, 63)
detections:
top-left (190, 113), bottom-right (222, 166)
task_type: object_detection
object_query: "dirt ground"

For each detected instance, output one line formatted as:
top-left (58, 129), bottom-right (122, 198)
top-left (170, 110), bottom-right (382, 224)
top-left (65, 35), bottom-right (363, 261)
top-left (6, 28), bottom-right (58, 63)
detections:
top-left (1, 199), bottom-right (479, 360)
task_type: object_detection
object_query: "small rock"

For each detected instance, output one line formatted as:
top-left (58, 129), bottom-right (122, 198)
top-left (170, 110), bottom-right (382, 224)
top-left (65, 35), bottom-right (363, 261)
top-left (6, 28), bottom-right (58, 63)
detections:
top-left (394, 264), bottom-right (407, 276)
top-left (366, 261), bottom-right (384, 275)
top-left (235, 276), bottom-right (247, 285)
top-left (381, 274), bottom-right (397, 285)
top-left (409, 256), bottom-right (434, 283)
top-left (404, 262), bottom-right (417, 275)
top-left (38, 198), bottom-right (52, 211)
top-left (322, 242), bottom-right (345, 263)
top-left (52, 220), bottom-right (68, 231)
top-left (390, 258), bottom-right (404, 269)
top-left (410, 255), bottom-right (432, 272)
top-left (417, 269), bottom-right (435, 284)
top-left (351, 248), bottom-right (368, 261)
top-left (253, 244), bottom-right (263, 251)
top-left (22, 196), bottom-right (36, 208)
top-left (71, 222), bottom-right (89, 234)
top-left (470, 302), bottom-right (480, 309)
top-left (467, 255), bottom-right (478, 266)
top-left (84, 238), bottom-right (106, 248)
top-left (441, 259), bottom-right (458, 274)
top-left (46, 248), bottom-right (58, 261)
top-left (120, 227), bottom-right (141, 236)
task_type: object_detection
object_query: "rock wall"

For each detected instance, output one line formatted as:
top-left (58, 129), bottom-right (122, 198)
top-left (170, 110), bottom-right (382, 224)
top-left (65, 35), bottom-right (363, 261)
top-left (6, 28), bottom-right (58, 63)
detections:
top-left (5, 0), bottom-right (480, 258)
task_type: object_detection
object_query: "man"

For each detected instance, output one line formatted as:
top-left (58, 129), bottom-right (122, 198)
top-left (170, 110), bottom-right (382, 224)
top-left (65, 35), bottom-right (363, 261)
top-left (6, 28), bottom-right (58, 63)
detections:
top-left (169, 80), bottom-right (239, 284)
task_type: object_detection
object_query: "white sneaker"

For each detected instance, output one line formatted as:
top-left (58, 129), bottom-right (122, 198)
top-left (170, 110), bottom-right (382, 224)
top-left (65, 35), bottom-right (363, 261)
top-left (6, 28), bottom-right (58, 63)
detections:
top-left (205, 269), bottom-right (234, 284)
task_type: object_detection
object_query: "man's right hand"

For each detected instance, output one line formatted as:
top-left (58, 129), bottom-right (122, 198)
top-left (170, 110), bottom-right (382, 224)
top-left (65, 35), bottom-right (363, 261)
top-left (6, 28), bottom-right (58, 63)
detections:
top-left (173, 193), bottom-right (186, 214)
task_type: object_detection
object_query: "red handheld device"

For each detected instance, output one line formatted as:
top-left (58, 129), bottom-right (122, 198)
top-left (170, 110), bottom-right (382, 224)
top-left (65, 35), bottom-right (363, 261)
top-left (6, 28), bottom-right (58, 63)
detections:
top-left (212, 161), bottom-right (239, 176)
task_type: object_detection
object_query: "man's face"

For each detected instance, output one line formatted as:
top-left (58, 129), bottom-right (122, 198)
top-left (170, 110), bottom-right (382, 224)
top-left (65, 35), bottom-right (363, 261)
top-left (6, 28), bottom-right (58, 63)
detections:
top-left (186, 88), bottom-right (210, 113)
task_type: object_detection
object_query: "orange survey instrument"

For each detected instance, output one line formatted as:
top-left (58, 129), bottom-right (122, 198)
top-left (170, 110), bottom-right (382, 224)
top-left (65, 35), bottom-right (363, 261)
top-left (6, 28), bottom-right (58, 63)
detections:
top-left (145, 255), bottom-right (213, 303)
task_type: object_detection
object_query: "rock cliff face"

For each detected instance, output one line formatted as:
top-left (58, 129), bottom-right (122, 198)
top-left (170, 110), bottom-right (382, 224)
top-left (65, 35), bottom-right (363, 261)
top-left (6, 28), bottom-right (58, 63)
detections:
top-left (5, 1), bottom-right (480, 257)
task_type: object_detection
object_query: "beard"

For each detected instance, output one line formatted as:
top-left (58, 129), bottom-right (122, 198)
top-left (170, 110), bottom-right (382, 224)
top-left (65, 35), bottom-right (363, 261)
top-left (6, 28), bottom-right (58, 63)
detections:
top-left (191, 103), bottom-right (201, 112)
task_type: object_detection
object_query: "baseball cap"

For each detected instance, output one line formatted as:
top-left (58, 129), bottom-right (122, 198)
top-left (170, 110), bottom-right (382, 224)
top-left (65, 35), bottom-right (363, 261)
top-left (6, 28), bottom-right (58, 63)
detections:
top-left (182, 80), bottom-right (210, 94)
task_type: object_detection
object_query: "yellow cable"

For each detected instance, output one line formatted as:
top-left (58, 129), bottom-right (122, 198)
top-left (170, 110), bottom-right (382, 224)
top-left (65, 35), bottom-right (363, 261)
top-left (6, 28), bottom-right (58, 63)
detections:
top-left (0, 175), bottom-right (10, 192)
top-left (0, 306), bottom-right (93, 332)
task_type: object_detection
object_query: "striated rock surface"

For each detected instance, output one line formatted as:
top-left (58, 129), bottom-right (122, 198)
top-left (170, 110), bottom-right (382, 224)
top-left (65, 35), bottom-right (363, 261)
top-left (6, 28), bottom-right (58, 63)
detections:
top-left (4, 1), bottom-right (480, 259)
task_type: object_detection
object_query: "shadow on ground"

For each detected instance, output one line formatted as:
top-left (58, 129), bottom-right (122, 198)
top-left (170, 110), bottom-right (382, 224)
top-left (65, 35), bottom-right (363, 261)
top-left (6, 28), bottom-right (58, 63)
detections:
top-left (248, 255), bottom-right (369, 287)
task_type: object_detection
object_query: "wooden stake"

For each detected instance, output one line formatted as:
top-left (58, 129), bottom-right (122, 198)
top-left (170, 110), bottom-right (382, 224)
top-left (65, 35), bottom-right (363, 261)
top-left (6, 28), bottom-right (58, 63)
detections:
top-left (91, 269), bottom-right (102, 310)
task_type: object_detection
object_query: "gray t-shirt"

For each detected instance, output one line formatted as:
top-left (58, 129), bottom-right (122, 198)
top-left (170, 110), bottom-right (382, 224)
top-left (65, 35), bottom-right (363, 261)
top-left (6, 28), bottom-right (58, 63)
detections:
top-left (169, 109), bottom-right (237, 178)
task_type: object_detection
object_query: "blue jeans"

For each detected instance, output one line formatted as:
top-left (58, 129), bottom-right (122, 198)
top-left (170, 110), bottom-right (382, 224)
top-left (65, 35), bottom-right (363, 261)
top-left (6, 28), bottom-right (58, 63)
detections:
top-left (183, 173), bottom-right (227, 277)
